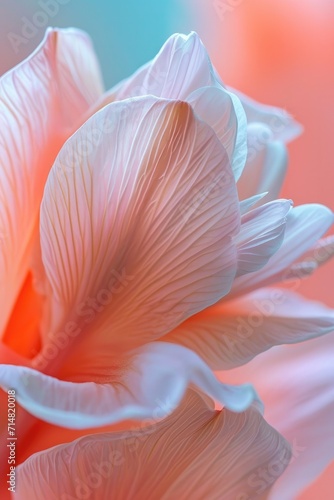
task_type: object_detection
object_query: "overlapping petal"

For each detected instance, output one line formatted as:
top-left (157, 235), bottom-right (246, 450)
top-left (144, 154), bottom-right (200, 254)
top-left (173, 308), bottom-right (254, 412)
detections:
top-left (14, 392), bottom-right (291, 500)
top-left (95, 32), bottom-right (248, 182)
top-left (165, 288), bottom-right (334, 370)
top-left (37, 96), bottom-right (240, 376)
top-left (187, 86), bottom-right (247, 181)
top-left (220, 333), bottom-right (334, 500)
top-left (238, 123), bottom-right (288, 202)
top-left (233, 87), bottom-right (302, 203)
top-left (112, 32), bottom-right (215, 100)
top-left (230, 204), bottom-right (334, 298)
top-left (0, 28), bottom-right (103, 338)
top-left (0, 343), bottom-right (260, 430)
top-left (235, 199), bottom-right (291, 277)
top-left (239, 192), bottom-right (269, 214)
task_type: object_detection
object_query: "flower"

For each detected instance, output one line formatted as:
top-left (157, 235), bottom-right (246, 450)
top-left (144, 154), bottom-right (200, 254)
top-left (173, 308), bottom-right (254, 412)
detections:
top-left (0, 29), bottom-right (333, 499)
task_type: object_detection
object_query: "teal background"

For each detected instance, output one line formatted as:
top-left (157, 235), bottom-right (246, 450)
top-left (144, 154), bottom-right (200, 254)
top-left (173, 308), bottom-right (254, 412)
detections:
top-left (0, 0), bottom-right (199, 88)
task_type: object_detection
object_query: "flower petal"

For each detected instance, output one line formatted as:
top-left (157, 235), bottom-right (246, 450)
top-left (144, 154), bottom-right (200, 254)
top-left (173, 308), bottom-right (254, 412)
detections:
top-left (238, 123), bottom-right (288, 202)
top-left (0, 28), bottom-right (103, 338)
top-left (165, 288), bottom-right (334, 370)
top-left (0, 343), bottom-right (260, 429)
top-left (38, 96), bottom-right (239, 374)
top-left (187, 86), bottom-right (247, 181)
top-left (239, 192), bottom-right (269, 215)
top-left (229, 87), bottom-right (303, 143)
top-left (235, 199), bottom-right (292, 277)
top-left (230, 204), bottom-right (334, 298)
top-left (96, 33), bottom-right (248, 181)
top-left (284, 234), bottom-right (334, 280)
top-left (14, 391), bottom-right (290, 500)
top-left (221, 333), bottom-right (334, 500)
top-left (105, 32), bottom-right (215, 101)
top-left (55, 29), bottom-right (104, 120)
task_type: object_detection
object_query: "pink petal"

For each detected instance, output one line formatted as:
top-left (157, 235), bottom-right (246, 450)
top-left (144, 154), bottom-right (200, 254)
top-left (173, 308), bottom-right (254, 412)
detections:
top-left (14, 391), bottom-right (290, 500)
top-left (38, 97), bottom-right (239, 375)
top-left (94, 33), bottom-right (248, 181)
top-left (187, 86), bottom-right (247, 181)
top-left (221, 333), bottom-right (334, 500)
top-left (0, 28), bottom-right (103, 338)
top-left (105, 32), bottom-right (215, 101)
top-left (239, 192), bottom-right (269, 214)
top-left (238, 123), bottom-right (288, 202)
top-left (230, 204), bottom-right (334, 298)
top-left (0, 343), bottom-right (261, 429)
top-left (55, 29), bottom-right (104, 122)
top-left (235, 199), bottom-right (292, 277)
top-left (165, 288), bottom-right (334, 370)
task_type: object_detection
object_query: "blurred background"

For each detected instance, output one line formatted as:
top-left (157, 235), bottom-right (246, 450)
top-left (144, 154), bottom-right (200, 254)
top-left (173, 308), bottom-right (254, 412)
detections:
top-left (1, 1), bottom-right (333, 496)
top-left (0, 0), bottom-right (194, 87)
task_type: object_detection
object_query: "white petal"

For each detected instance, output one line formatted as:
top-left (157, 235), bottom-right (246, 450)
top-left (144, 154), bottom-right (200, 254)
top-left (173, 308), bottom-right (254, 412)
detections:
top-left (187, 86), bottom-right (247, 181)
top-left (230, 204), bottom-right (334, 297)
top-left (15, 391), bottom-right (290, 500)
top-left (238, 123), bottom-right (288, 202)
top-left (235, 199), bottom-right (292, 277)
top-left (103, 32), bottom-right (215, 101)
top-left (0, 343), bottom-right (261, 429)
top-left (239, 192), bottom-right (269, 215)
top-left (165, 288), bottom-right (334, 369)
top-left (37, 96), bottom-right (239, 377)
